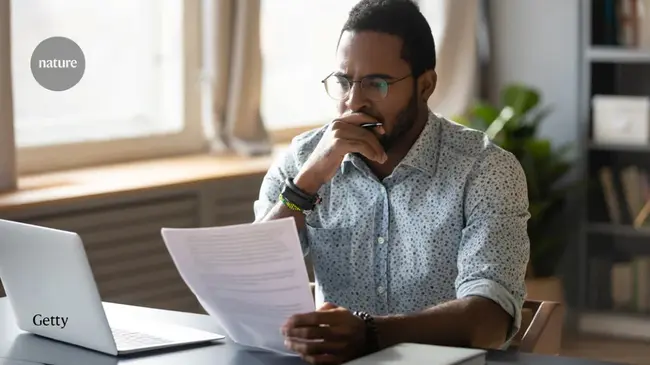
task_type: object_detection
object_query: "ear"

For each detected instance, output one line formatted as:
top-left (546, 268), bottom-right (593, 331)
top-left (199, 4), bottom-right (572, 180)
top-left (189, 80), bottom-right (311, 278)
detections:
top-left (418, 70), bottom-right (437, 102)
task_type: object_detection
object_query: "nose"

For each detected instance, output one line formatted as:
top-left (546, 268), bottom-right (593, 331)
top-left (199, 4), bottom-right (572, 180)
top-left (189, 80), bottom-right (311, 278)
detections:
top-left (344, 82), bottom-right (370, 112)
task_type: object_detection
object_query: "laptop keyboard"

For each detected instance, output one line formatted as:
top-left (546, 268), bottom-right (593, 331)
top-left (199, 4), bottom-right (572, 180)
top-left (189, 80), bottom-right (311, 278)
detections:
top-left (111, 327), bottom-right (174, 347)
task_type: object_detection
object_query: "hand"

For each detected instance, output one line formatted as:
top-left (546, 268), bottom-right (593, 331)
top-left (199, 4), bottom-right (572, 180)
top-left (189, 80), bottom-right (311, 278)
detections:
top-left (281, 302), bottom-right (367, 365)
top-left (294, 113), bottom-right (387, 195)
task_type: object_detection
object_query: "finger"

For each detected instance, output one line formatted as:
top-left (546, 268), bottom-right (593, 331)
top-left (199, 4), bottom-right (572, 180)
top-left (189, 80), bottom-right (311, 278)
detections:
top-left (340, 139), bottom-right (387, 164)
top-left (331, 123), bottom-right (387, 162)
top-left (284, 324), bottom-right (350, 341)
top-left (334, 114), bottom-right (387, 137)
top-left (372, 125), bottom-right (387, 135)
top-left (333, 116), bottom-right (386, 136)
top-left (318, 302), bottom-right (337, 310)
top-left (284, 310), bottom-right (348, 328)
top-left (335, 111), bottom-right (378, 125)
top-left (302, 353), bottom-right (342, 365)
top-left (285, 338), bottom-right (347, 356)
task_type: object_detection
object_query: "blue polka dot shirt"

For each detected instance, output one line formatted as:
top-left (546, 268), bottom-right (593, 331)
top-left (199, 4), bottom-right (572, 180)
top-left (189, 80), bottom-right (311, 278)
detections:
top-left (254, 111), bottom-right (530, 341)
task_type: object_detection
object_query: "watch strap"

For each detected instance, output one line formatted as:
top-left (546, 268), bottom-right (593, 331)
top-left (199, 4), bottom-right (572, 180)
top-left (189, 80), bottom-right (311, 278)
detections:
top-left (353, 311), bottom-right (379, 354)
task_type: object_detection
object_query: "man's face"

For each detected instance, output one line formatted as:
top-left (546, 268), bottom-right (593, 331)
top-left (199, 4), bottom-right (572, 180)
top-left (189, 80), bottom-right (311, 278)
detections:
top-left (334, 30), bottom-right (420, 151)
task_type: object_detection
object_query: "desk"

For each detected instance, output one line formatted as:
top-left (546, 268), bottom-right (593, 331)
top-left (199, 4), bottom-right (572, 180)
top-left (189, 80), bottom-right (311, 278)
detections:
top-left (0, 298), bottom-right (620, 365)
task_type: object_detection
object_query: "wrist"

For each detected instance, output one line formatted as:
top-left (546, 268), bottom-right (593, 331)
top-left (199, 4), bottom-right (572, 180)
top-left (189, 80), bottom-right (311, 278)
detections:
top-left (293, 170), bottom-right (324, 196)
top-left (353, 311), bottom-right (380, 355)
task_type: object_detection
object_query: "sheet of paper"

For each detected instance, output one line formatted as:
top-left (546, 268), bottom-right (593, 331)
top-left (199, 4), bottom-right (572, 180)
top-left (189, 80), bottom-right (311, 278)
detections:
top-left (160, 217), bottom-right (314, 356)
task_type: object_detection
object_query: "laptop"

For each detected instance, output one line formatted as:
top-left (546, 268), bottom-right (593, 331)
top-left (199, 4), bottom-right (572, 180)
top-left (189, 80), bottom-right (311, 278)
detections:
top-left (344, 343), bottom-right (486, 365)
top-left (0, 219), bottom-right (225, 356)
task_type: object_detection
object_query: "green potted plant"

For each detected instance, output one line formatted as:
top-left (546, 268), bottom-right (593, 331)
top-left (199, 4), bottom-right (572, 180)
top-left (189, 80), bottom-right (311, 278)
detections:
top-left (455, 83), bottom-right (574, 302)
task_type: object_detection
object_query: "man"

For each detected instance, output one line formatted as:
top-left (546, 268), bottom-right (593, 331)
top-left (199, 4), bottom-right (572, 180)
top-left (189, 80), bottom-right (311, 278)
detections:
top-left (254, 0), bottom-right (530, 363)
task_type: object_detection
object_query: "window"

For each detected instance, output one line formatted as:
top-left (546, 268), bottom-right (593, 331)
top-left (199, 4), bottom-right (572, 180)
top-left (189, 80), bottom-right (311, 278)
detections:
top-left (10, 0), bottom-right (204, 173)
top-left (259, 1), bottom-right (359, 131)
top-left (419, 0), bottom-right (447, 45)
top-left (259, 0), bottom-right (447, 132)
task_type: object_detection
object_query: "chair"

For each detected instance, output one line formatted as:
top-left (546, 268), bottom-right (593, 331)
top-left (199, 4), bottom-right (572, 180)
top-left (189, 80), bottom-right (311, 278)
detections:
top-left (308, 283), bottom-right (563, 355)
top-left (510, 300), bottom-right (564, 355)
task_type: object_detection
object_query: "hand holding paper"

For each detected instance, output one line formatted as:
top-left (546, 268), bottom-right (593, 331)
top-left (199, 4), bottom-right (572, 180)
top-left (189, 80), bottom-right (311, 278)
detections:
top-left (160, 217), bottom-right (314, 355)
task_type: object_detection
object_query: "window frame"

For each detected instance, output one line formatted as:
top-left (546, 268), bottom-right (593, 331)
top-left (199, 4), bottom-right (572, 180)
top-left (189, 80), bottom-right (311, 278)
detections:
top-left (14, 0), bottom-right (207, 175)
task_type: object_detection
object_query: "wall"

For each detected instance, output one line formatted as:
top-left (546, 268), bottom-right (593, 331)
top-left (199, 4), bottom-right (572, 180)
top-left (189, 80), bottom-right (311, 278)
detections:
top-left (488, 0), bottom-right (581, 149)
top-left (0, 0), bottom-right (16, 193)
top-left (487, 0), bottom-right (583, 327)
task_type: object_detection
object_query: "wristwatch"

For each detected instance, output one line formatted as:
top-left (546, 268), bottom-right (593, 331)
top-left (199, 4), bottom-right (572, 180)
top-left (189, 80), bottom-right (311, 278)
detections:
top-left (353, 311), bottom-right (379, 354)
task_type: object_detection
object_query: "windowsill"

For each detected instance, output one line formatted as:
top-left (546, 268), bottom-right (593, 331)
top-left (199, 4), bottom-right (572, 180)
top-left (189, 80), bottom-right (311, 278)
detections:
top-left (0, 144), bottom-right (291, 213)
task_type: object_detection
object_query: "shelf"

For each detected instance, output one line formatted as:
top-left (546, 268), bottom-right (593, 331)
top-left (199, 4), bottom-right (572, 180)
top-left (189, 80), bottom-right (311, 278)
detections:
top-left (589, 142), bottom-right (650, 152)
top-left (587, 46), bottom-right (650, 63)
top-left (579, 311), bottom-right (650, 341)
top-left (587, 223), bottom-right (650, 237)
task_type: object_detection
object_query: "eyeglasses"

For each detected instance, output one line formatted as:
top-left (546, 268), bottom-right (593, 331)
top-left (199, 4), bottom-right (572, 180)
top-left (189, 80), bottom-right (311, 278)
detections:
top-left (321, 72), bottom-right (411, 101)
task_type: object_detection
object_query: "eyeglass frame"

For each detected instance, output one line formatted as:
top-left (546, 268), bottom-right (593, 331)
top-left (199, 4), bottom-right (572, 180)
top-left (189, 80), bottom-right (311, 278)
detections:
top-left (321, 72), bottom-right (412, 101)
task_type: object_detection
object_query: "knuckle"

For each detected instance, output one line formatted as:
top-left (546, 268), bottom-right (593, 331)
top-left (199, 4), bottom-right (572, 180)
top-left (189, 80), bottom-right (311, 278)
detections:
top-left (292, 342), bottom-right (307, 353)
top-left (305, 328), bottom-right (320, 339)
top-left (329, 120), bottom-right (344, 131)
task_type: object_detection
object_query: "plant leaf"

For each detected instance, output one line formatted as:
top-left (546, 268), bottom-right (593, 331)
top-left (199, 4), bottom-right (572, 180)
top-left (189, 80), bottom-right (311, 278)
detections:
top-left (525, 139), bottom-right (552, 160)
top-left (485, 106), bottom-right (516, 140)
top-left (470, 103), bottom-right (501, 127)
top-left (501, 84), bottom-right (540, 115)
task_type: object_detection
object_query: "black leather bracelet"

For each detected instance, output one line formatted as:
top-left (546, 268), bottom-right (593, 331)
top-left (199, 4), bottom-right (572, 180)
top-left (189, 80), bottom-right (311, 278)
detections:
top-left (353, 311), bottom-right (379, 354)
top-left (286, 177), bottom-right (311, 199)
top-left (284, 178), bottom-right (320, 205)
top-left (285, 177), bottom-right (319, 201)
top-left (280, 178), bottom-right (321, 213)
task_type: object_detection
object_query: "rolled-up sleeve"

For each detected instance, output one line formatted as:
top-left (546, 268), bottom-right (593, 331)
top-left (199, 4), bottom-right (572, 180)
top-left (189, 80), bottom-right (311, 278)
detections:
top-left (455, 144), bottom-right (530, 345)
top-left (253, 140), bottom-right (310, 255)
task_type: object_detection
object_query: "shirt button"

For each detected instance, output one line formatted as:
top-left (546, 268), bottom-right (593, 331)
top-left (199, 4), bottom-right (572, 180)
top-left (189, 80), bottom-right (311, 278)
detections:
top-left (377, 237), bottom-right (385, 244)
top-left (377, 286), bottom-right (385, 294)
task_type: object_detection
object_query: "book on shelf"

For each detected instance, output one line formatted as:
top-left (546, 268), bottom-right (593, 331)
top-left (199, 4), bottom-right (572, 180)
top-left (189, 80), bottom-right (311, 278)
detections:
top-left (611, 256), bottom-right (650, 312)
top-left (598, 165), bottom-right (650, 226)
top-left (592, 0), bottom-right (650, 49)
top-left (589, 256), bottom-right (650, 313)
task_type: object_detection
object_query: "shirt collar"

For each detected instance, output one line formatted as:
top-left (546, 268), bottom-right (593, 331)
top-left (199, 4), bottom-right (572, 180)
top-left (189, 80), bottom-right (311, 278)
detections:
top-left (340, 110), bottom-right (439, 177)
top-left (397, 110), bottom-right (439, 177)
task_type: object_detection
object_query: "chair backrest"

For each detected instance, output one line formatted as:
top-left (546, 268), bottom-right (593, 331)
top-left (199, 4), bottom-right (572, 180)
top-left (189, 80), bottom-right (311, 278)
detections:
top-left (511, 300), bottom-right (563, 355)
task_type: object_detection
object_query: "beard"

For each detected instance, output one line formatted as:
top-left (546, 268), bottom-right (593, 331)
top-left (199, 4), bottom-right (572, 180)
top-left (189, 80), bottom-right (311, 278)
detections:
top-left (378, 87), bottom-right (419, 151)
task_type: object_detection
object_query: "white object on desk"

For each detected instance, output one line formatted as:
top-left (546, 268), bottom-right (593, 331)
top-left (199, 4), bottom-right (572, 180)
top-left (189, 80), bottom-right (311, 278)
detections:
top-left (344, 343), bottom-right (486, 365)
top-left (592, 95), bottom-right (650, 145)
top-left (0, 219), bottom-right (224, 357)
top-left (161, 217), bottom-right (315, 356)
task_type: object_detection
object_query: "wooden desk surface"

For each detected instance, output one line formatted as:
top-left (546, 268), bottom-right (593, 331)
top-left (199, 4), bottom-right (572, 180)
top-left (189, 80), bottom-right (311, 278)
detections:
top-left (0, 298), bottom-right (623, 365)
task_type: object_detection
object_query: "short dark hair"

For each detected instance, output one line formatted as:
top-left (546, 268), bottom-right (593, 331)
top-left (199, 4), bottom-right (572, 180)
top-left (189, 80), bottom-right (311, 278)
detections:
top-left (340, 0), bottom-right (436, 77)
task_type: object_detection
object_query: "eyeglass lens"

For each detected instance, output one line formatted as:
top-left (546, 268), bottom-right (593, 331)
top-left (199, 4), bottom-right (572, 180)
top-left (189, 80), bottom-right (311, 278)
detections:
top-left (324, 75), bottom-right (389, 100)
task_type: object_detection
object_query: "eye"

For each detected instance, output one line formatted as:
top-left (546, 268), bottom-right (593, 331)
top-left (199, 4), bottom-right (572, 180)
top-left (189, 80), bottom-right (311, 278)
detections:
top-left (365, 78), bottom-right (388, 93)
top-left (333, 75), bottom-right (350, 88)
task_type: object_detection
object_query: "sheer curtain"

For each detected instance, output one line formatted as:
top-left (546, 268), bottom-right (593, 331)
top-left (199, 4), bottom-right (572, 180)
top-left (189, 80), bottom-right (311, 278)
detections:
top-left (201, 0), bottom-right (272, 157)
top-left (259, 1), bottom-right (358, 131)
top-left (0, 0), bottom-right (16, 192)
top-left (420, 0), bottom-right (483, 118)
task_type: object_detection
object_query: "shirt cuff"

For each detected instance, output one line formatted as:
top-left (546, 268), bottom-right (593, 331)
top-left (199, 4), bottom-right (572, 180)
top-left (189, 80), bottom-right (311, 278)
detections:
top-left (456, 278), bottom-right (522, 347)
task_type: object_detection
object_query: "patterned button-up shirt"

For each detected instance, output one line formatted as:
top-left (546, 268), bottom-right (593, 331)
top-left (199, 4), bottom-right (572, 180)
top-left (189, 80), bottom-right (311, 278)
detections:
top-left (254, 111), bottom-right (530, 340)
